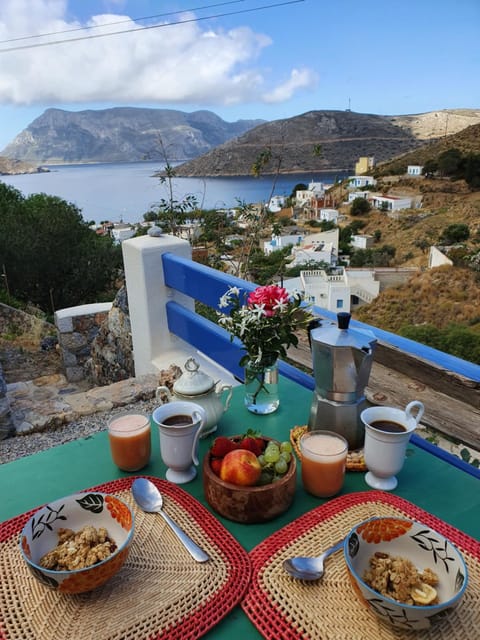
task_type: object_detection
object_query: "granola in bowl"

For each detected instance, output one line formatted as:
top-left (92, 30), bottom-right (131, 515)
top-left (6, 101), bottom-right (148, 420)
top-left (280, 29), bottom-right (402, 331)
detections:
top-left (363, 551), bottom-right (439, 605)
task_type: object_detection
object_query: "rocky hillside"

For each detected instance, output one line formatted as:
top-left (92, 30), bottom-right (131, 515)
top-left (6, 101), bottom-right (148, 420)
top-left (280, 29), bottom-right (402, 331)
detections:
top-left (1, 107), bottom-right (265, 165)
top-left (387, 108), bottom-right (480, 140)
top-left (375, 123), bottom-right (480, 176)
top-left (353, 265), bottom-right (480, 333)
top-left (172, 109), bottom-right (480, 177)
top-left (0, 157), bottom-right (47, 175)
top-left (173, 110), bottom-right (425, 176)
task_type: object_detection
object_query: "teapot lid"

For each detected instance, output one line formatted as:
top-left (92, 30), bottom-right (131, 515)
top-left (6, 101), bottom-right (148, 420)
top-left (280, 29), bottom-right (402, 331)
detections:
top-left (173, 357), bottom-right (215, 396)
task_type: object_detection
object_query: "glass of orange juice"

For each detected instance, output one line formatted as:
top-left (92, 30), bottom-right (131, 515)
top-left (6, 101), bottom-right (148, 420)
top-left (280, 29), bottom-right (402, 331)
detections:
top-left (300, 430), bottom-right (348, 497)
top-left (108, 412), bottom-right (151, 472)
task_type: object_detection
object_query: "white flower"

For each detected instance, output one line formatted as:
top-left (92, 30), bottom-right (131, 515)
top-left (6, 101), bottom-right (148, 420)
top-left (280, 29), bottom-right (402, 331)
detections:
top-left (273, 299), bottom-right (288, 312)
top-left (249, 304), bottom-right (267, 320)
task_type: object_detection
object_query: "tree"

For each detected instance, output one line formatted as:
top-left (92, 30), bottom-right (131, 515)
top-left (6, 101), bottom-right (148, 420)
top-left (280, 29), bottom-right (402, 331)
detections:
top-left (437, 148), bottom-right (463, 177)
top-left (290, 183), bottom-right (307, 198)
top-left (350, 197), bottom-right (371, 216)
top-left (248, 247), bottom-right (291, 285)
top-left (148, 137), bottom-right (200, 235)
top-left (349, 245), bottom-right (396, 267)
top-left (0, 185), bottom-right (122, 312)
top-left (462, 153), bottom-right (480, 189)
top-left (439, 224), bottom-right (470, 245)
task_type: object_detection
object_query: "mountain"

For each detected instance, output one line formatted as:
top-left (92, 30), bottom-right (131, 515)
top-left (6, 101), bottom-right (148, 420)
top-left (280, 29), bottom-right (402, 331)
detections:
top-left (171, 109), bottom-right (480, 177)
top-left (0, 107), bottom-right (265, 165)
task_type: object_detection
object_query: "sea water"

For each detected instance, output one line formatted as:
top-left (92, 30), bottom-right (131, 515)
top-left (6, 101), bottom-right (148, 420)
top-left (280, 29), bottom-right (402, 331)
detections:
top-left (1, 161), bottom-right (347, 225)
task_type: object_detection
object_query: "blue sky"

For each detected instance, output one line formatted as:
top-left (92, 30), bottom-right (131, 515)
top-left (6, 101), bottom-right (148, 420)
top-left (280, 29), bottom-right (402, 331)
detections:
top-left (0, 0), bottom-right (479, 149)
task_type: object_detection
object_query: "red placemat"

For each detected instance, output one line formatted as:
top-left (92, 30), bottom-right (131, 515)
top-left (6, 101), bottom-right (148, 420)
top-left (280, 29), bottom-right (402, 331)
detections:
top-left (0, 476), bottom-right (251, 640)
top-left (242, 491), bottom-right (480, 640)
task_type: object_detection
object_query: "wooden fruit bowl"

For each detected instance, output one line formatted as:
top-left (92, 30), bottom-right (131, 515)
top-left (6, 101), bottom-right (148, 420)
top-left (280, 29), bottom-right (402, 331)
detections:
top-left (202, 437), bottom-right (297, 523)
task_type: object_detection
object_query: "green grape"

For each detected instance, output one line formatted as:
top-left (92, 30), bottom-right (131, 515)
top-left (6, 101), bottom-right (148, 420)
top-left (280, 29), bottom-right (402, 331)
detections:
top-left (274, 458), bottom-right (288, 475)
top-left (257, 454), bottom-right (266, 468)
top-left (280, 441), bottom-right (292, 454)
top-left (264, 446), bottom-right (280, 463)
top-left (280, 451), bottom-right (291, 464)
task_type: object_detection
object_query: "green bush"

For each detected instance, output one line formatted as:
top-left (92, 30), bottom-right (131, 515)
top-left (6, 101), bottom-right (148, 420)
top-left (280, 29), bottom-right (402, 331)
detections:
top-left (400, 323), bottom-right (480, 364)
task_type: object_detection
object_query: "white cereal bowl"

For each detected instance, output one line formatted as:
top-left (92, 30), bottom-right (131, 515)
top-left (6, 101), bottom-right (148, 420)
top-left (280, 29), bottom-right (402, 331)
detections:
top-left (20, 492), bottom-right (134, 594)
top-left (344, 517), bottom-right (468, 630)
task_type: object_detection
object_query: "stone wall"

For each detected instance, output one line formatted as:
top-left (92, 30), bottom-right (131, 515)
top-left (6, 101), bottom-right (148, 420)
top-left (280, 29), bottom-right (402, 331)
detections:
top-left (55, 287), bottom-right (134, 385)
top-left (0, 362), bottom-right (13, 440)
top-left (55, 303), bottom-right (112, 382)
top-left (84, 287), bottom-right (135, 385)
top-left (0, 302), bottom-right (53, 341)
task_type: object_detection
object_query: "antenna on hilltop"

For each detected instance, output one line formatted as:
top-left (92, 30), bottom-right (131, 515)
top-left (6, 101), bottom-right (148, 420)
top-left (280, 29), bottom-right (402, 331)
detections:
top-left (346, 98), bottom-right (351, 112)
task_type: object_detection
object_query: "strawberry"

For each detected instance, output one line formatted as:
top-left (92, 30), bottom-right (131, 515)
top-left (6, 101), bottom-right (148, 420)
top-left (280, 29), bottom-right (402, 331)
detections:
top-left (210, 436), bottom-right (237, 458)
top-left (210, 458), bottom-right (223, 476)
top-left (239, 436), bottom-right (264, 456)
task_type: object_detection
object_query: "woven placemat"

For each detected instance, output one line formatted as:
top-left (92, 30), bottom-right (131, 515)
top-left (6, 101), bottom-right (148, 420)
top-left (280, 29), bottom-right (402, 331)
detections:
top-left (242, 491), bottom-right (480, 640)
top-left (0, 476), bottom-right (251, 640)
top-left (290, 425), bottom-right (367, 471)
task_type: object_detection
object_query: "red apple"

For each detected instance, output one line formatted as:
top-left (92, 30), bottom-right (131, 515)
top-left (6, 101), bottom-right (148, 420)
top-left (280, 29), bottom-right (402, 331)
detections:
top-left (219, 449), bottom-right (262, 486)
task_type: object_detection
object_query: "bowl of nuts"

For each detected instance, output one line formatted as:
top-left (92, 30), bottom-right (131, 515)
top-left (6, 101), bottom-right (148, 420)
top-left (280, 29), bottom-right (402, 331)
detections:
top-left (203, 432), bottom-right (296, 523)
top-left (19, 492), bottom-right (134, 594)
top-left (344, 517), bottom-right (468, 630)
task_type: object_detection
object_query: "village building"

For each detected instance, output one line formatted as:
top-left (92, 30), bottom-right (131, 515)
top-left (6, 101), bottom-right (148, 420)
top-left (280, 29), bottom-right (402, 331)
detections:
top-left (355, 156), bottom-right (375, 174)
top-left (347, 175), bottom-right (377, 189)
top-left (369, 193), bottom-right (420, 211)
top-left (351, 234), bottom-right (375, 250)
top-left (407, 165), bottom-right (424, 176)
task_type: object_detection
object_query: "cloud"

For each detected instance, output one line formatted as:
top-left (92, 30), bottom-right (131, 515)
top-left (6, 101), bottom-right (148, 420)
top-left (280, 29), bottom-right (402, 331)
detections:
top-left (262, 68), bottom-right (318, 103)
top-left (0, 0), bottom-right (316, 108)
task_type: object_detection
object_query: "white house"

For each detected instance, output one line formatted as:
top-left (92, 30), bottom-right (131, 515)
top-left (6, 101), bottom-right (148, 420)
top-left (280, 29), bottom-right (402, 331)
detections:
top-left (347, 191), bottom-right (370, 203)
top-left (347, 176), bottom-right (377, 189)
top-left (263, 234), bottom-right (303, 255)
top-left (351, 234), bottom-right (374, 250)
top-left (370, 194), bottom-right (415, 211)
top-left (407, 165), bottom-right (423, 176)
top-left (283, 266), bottom-right (380, 313)
top-left (295, 181), bottom-right (326, 206)
top-left (288, 228), bottom-right (339, 268)
top-left (111, 224), bottom-right (136, 243)
top-left (319, 208), bottom-right (339, 223)
top-left (268, 195), bottom-right (287, 212)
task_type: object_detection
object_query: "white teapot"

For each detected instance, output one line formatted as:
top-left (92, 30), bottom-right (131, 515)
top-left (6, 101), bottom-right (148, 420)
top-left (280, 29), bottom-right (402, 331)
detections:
top-left (156, 357), bottom-right (233, 438)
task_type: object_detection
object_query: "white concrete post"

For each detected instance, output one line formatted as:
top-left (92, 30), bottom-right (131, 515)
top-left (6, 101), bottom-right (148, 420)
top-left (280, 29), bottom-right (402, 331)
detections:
top-left (122, 235), bottom-right (194, 376)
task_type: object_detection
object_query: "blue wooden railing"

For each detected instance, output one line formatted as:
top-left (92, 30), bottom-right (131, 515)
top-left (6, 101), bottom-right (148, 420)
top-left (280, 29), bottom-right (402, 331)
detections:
top-left (162, 252), bottom-right (480, 479)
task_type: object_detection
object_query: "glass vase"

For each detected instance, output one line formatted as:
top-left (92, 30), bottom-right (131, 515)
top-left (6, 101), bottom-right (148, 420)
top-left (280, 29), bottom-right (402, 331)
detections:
top-left (244, 360), bottom-right (279, 415)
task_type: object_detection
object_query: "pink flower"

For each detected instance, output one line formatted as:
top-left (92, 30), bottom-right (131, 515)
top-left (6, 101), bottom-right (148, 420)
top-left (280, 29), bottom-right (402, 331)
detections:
top-left (247, 285), bottom-right (290, 317)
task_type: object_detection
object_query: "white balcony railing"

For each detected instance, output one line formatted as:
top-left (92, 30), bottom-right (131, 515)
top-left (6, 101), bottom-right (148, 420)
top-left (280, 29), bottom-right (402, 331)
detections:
top-left (122, 235), bottom-right (480, 476)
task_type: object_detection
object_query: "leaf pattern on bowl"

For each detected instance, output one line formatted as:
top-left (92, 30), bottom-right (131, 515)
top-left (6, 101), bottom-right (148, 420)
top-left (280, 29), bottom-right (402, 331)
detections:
top-left (27, 564), bottom-right (59, 589)
top-left (366, 598), bottom-right (423, 630)
top-left (30, 504), bottom-right (67, 539)
top-left (410, 529), bottom-right (457, 572)
top-left (76, 493), bottom-right (105, 514)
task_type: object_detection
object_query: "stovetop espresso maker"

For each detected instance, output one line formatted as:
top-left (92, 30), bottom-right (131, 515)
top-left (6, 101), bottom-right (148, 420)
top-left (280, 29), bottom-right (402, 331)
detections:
top-left (308, 312), bottom-right (377, 450)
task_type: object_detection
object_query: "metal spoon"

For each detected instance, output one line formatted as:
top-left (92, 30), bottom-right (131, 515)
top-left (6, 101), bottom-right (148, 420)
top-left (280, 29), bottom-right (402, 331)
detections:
top-left (283, 539), bottom-right (344, 580)
top-left (131, 478), bottom-right (210, 563)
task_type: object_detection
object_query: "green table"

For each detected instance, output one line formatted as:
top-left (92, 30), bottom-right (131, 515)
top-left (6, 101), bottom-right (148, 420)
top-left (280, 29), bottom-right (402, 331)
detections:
top-left (1, 379), bottom-right (479, 638)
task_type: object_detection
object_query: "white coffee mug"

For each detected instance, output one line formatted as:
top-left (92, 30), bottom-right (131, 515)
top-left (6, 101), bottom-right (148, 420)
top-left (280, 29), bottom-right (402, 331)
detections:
top-left (152, 401), bottom-right (207, 484)
top-left (361, 401), bottom-right (424, 491)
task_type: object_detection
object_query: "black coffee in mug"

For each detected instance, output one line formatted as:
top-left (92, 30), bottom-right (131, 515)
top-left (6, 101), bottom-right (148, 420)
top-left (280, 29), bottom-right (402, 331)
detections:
top-left (162, 414), bottom-right (193, 426)
top-left (370, 420), bottom-right (407, 433)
